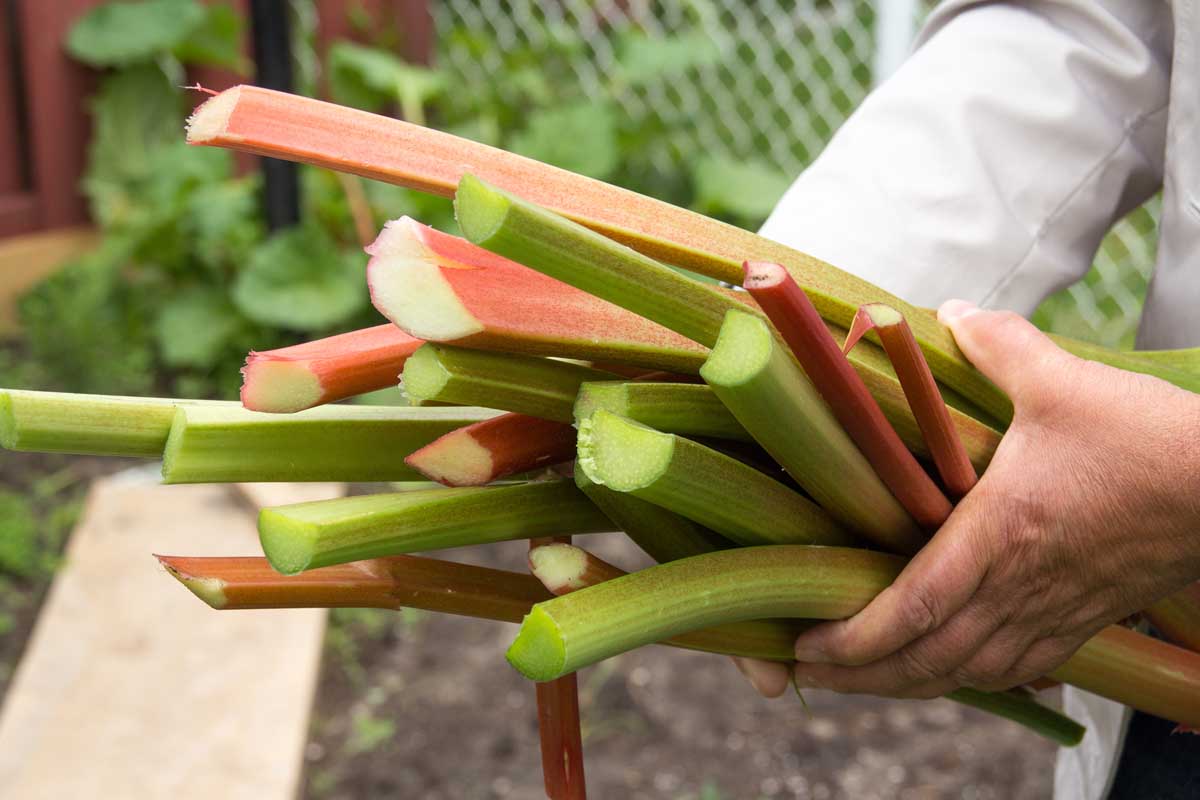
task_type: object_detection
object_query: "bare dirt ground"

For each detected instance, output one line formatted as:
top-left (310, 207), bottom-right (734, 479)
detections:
top-left (301, 534), bottom-right (1057, 800)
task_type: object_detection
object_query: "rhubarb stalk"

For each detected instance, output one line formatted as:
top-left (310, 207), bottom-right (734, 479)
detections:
top-left (241, 324), bottom-right (422, 413)
top-left (158, 554), bottom-right (551, 618)
top-left (161, 404), bottom-right (498, 484)
top-left (257, 480), bottom-right (612, 574)
top-left (700, 310), bottom-right (926, 554)
top-left (405, 413), bottom-right (577, 486)
top-left (506, 545), bottom-right (1200, 729)
top-left (0, 390), bottom-right (228, 457)
top-left (526, 543), bottom-right (1084, 746)
top-left (576, 410), bottom-right (854, 548)
top-left (573, 381), bottom-right (749, 443)
top-left (529, 538), bottom-right (587, 800)
top-left (401, 343), bottom-right (615, 422)
top-left (367, 217), bottom-right (707, 374)
top-left (1144, 583), bottom-right (1200, 652)
top-left (574, 470), bottom-right (732, 563)
top-left (743, 262), bottom-right (952, 529)
top-left (844, 303), bottom-right (977, 497)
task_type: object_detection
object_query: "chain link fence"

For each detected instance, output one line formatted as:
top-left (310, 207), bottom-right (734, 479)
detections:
top-left (431, 0), bottom-right (1157, 348)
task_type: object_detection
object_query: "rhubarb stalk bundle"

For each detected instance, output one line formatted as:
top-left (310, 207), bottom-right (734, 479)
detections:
top-left (11, 85), bottom-right (1200, 796)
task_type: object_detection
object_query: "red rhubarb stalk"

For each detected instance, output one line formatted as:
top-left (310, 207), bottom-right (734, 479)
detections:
top-left (530, 538), bottom-right (587, 800)
top-left (742, 261), bottom-right (952, 529)
top-left (844, 303), bottom-right (978, 497)
top-left (156, 554), bottom-right (550, 617)
top-left (365, 217), bottom-right (708, 374)
top-left (241, 324), bottom-right (422, 413)
top-left (405, 413), bottom-right (578, 487)
top-left (1144, 583), bottom-right (1200, 653)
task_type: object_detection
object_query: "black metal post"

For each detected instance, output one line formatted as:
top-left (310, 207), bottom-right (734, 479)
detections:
top-left (249, 0), bottom-right (300, 230)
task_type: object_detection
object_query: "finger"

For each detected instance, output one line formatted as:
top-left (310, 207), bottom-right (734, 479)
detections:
top-left (976, 636), bottom-right (1079, 692)
top-left (793, 509), bottom-right (990, 665)
top-left (731, 657), bottom-right (791, 699)
top-left (793, 600), bottom-right (1000, 697)
top-left (937, 300), bottom-right (1071, 401)
top-left (950, 624), bottom-right (1041, 690)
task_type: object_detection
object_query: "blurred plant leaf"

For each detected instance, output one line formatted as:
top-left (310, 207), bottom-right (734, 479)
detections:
top-left (172, 2), bottom-right (247, 72)
top-left (82, 65), bottom-right (183, 226)
top-left (156, 287), bottom-right (243, 368)
top-left (0, 492), bottom-right (38, 579)
top-left (691, 155), bottom-right (791, 223)
top-left (328, 41), bottom-right (444, 118)
top-left (233, 227), bottom-right (367, 331)
top-left (67, 0), bottom-right (205, 67)
top-left (510, 102), bottom-right (619, 179)
top-left (614, 31), bottom-right (722, 86)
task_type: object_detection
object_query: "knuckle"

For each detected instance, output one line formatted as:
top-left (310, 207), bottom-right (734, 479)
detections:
top-left (897, 585), bottom-right (943, 640)
top-left (892, 647), bottom-right (942, 686)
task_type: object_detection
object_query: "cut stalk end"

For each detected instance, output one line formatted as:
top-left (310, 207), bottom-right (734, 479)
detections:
top-left (529, 544), bottom-right (592, 594)
top-left (157, 555), bottom-right (229, 608)
top-left (576, 410), bottom-right (673, 492)
top-left (257, 510), bottom-right (320, 575)
top-left (697, 311), bottom-right (772, 387)
top-left (454, 173), bottom-right (510, 245)
top-left (401, 344), bottom-right (452, 404)
top-left (507, 605), bottom-right (567, 682)
top-left (240, 360), bottom-right (324, 413)
top-left (0, 391), bottom-right (15, 450)
top-left (185, 86), bottom-right (239, 143)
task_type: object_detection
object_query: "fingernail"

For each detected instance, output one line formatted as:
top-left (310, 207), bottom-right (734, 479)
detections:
top-left (793, 643), bottom-right (828, 663)
top-left (938, 299), bottom-right (980, 324)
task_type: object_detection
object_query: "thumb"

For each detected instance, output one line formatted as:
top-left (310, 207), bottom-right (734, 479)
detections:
top-left (937, 299), bottom-right (1070, 401)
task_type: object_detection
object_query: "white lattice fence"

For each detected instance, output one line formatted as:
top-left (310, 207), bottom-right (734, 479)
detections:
top-left (432, 0), bottom-right (1156, 348)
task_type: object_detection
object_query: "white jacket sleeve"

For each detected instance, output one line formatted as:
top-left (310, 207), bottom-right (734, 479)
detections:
top-left (759, 0), bottom-right (1172, 313)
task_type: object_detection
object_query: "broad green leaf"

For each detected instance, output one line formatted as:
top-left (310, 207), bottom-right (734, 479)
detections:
top-left (155, 287), bottom-right (242, 368)
top-left (172, 3), bottom-right (247, 72)
top-left (67, 0), bottom-right (205, 67)
top-left (614, 31), bottom-right (722, 86)
top-left (509, 103), bottom-right (619, 179)
top-left (233, 227), bottom-right (367, 331)
top-left (691, 156), bottom-right (792, 223)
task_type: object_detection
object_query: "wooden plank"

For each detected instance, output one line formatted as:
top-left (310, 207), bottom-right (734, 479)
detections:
top-left (14, 0), bottom-right (99, 229)
top-left (0, 474), bottom-right (340, 800)
top-left (0, 225), bottom-right (97, 335)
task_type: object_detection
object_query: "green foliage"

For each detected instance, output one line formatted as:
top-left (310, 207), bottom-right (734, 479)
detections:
top-left (327, 41), bottom-right (444, 122)
top-left (690, 156), bottom-right (792, 221)
top-left (0, 492), bottom-right (38, 578)
top-left (510, 102), bottom-right (619, 179)
top-left (172, 3), bottom-right (247, 72)
top-left (233, 226), bottom-right (367, 331)
top-left (67, 0), bottom-right (206, 67)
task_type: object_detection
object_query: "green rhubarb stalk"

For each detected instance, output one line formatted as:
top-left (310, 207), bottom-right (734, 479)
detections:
top-left (455, 174), bottom-right (753, 348)
top-left (453, 175), bottom-right (1003, 466)
top-left (161, 404), bottom-right (498, 484)
top-left (258, 480), bottom-right (612, 574)
top-left (574, 469), bottom-right (732, 563)
top-left (526, 542), bottom-right (1083, 746)
top-left (574, 381), bottom-right (749, 442)
top-left (402, 343), bottom-right (615, 423)
top-left (700, 310), bottom-right (926, 554)
top-left (0, 389), bottom-right (227, 458)
top-left (507, 545), bottom-right (1200, 730)
top-left (576, 410), bottom-right (855, 548)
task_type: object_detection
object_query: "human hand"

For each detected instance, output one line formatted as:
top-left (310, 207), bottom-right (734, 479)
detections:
top-left (782, 300), bottom-right (1200, 699)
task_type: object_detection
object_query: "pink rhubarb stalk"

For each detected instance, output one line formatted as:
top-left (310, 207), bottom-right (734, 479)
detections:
top-left (365, 217), bottom-right (708, 374)
top-left (845, 303), bottom-right (978, 497)
top-left (742, 261), bottom-right (952, 529)
top-left (405, 413), bottom-right (578, 487)
top-left (241, 324), bottom-right (422, 413)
